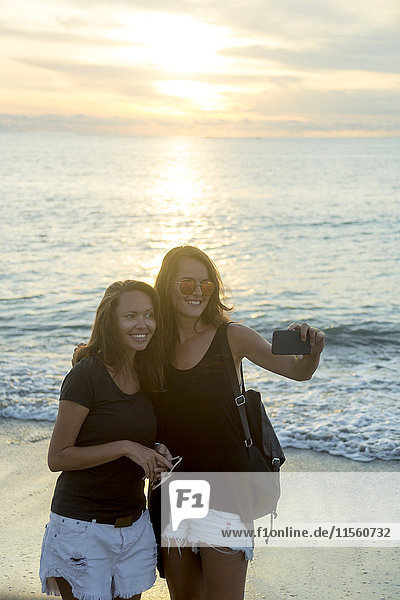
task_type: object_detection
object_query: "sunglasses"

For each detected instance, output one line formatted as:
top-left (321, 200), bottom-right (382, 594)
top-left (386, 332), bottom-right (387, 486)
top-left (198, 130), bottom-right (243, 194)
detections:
top-left (151, 456), bottom-right (182, 490)
top-left (174, 278), bottom-right (215, 296)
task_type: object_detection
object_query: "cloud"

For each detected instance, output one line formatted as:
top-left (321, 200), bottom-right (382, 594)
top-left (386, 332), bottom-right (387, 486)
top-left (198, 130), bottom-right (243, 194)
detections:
top-left (55, 0), bottom-right (216, 15)
top-left (20, 57), bottom-right (162, 83)
top-left (221, 85), bottom-right (400, 118)
top-left (221, 32), bottom-right (400, 74)
top-left (2, 111), bottom-right (399, 138)
top-left (2, 0), bottom-right (400, 136)
top-left (13, 57), bottom-right (225, 113)
top-left (0, 25), bottom-right (145, 48)
top-left (206, 0), bottom-right (400, 40)
top-left (52, 0), bottom-right (400, 33)
top-left (23, 56), bottom-right (269, 89)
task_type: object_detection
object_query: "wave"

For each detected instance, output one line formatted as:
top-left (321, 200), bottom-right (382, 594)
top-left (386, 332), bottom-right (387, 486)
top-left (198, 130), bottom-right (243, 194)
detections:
top-left (324, 323), bottom-right (400, 347)
top-left (278, 429), bottom-right (400, 463)
top-left (0, 294), bottom-right (45, 302)
top-left (2, 385), bottom-right (399, 463)
top-left (248, 320), bottom-right (400, 354)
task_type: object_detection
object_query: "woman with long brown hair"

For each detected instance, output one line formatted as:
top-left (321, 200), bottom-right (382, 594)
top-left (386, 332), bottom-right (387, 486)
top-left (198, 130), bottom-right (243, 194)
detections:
top-left (40, 280), bottom-right (172, 600)
top-left (151, 245), bottom-right (325, 600)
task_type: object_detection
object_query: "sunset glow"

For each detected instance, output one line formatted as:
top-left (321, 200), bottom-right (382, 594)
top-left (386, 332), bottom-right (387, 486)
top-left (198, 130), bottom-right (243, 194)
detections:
top-left (115, 13), bottom-right (229, 74)
top-left (1, 0), bottom-right (399, 137)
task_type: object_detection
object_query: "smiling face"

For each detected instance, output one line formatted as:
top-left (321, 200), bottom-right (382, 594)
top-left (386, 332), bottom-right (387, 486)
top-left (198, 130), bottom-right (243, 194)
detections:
top-left (115, 290), bottom-right (156, 354)
top-left (172, 257), bottom-right (212, 321)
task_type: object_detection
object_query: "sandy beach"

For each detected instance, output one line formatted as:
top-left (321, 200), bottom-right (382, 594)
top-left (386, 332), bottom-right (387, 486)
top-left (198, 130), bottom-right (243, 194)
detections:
top-left (1, 417), bottom-right (399, 600)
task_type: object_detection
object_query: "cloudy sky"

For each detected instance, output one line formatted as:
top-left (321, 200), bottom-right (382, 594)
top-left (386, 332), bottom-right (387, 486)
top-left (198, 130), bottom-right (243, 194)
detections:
top-left (1, 0), bottom-right (400, 136)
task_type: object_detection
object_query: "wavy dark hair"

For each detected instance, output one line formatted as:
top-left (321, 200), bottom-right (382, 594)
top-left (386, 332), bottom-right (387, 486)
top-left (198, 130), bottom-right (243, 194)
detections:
top-left (75, 280), bottom-right (165, 392)
top-left (154, 246), bottom-right (233, 362)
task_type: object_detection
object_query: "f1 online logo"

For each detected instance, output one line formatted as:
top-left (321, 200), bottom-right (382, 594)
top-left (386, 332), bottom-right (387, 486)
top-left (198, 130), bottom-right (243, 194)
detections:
top-left (169, 480), bottom-right (210, 531)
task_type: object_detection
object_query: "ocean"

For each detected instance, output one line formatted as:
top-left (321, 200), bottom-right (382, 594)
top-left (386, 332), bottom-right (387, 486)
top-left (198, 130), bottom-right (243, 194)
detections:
top-left (1, 132), bottom-right (399, 462)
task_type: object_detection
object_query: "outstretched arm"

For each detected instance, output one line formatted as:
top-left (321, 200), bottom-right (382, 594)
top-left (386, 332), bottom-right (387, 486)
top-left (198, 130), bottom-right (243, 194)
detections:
top-left (227, 322), bottom-right (325, 381)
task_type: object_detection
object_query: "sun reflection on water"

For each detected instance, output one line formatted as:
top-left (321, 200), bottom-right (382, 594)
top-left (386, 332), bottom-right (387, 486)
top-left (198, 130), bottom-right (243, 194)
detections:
top-left (148, 140), bottom-right (206, 216)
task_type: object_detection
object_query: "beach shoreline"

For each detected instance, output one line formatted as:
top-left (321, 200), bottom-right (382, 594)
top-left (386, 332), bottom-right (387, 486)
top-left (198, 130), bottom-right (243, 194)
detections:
top-left (1, 417), bottom-right (399, 600)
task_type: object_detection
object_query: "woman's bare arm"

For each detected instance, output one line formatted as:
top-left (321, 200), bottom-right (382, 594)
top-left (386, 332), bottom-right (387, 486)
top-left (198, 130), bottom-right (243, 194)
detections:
top-left (48, 400), bottom-right (171, 480)
top-left (227, 322), bottom-right (325, 382)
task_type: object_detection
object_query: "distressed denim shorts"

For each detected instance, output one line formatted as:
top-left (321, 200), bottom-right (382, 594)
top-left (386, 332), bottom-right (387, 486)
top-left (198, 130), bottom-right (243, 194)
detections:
top-left (39, 510), bottom-right (157, 600)
top-left (162, 509), bottom-right (254, 561)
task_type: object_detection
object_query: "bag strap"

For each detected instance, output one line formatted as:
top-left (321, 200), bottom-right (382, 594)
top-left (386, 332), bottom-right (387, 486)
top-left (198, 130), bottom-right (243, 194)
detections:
top-left (220, 323), bottom-right (254, 449)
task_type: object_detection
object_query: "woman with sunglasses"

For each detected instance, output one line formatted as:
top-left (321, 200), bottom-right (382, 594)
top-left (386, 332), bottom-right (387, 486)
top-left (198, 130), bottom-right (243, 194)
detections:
top-left (40, 280), bottom-right (172, 600)
top-left (151, 245), bottom-right (325, 600)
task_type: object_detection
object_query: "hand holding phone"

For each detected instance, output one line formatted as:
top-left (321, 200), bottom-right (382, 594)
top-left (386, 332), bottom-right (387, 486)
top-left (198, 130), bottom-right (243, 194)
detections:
top-left (271, 329), bottom-right (311, 355)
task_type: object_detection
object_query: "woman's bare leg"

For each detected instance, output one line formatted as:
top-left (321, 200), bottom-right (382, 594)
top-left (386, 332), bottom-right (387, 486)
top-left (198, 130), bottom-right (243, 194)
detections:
top-left (55, 577), bottom-right (141, 600)
top-left (162, 546), bottom-right (248, 600)
top-left (162, 547), bottom-right (204, 600)
top-left (54, 578), bottom-right (77, 600)
top-left (200, 547), bottom-right (248, 600)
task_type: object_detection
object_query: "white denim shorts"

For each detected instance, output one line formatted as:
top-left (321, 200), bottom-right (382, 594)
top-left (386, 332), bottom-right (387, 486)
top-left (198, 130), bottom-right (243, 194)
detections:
top-left (162, 509), bottom-right (254, 561)
top-left (39, 510), bottom-right (157, 600)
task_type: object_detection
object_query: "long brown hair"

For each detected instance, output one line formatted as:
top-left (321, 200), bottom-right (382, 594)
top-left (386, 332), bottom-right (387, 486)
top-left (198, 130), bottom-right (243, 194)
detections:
top-left (75, 280), bottom-right (164, 392)
top-left (154, 246), bottom-right (233, 361)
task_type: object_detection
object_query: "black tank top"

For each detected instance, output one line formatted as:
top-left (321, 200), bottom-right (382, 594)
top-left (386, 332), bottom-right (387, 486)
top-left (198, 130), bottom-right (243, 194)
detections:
top-left (153, 323), bottom-right (250, 473)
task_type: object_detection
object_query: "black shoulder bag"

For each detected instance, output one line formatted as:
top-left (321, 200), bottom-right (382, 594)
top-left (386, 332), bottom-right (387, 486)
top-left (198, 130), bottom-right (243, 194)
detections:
top-left (220, 323), bottom-right (285, 520)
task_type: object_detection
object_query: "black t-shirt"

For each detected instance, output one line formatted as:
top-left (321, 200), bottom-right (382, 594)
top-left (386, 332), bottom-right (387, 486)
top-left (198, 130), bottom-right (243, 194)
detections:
top-left (51, 356), bottom-right (156, 521)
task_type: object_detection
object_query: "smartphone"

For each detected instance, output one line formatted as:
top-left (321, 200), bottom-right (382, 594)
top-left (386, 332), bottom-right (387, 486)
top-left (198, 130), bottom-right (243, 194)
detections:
top-left (271, 329), bottom-right (311, 355)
